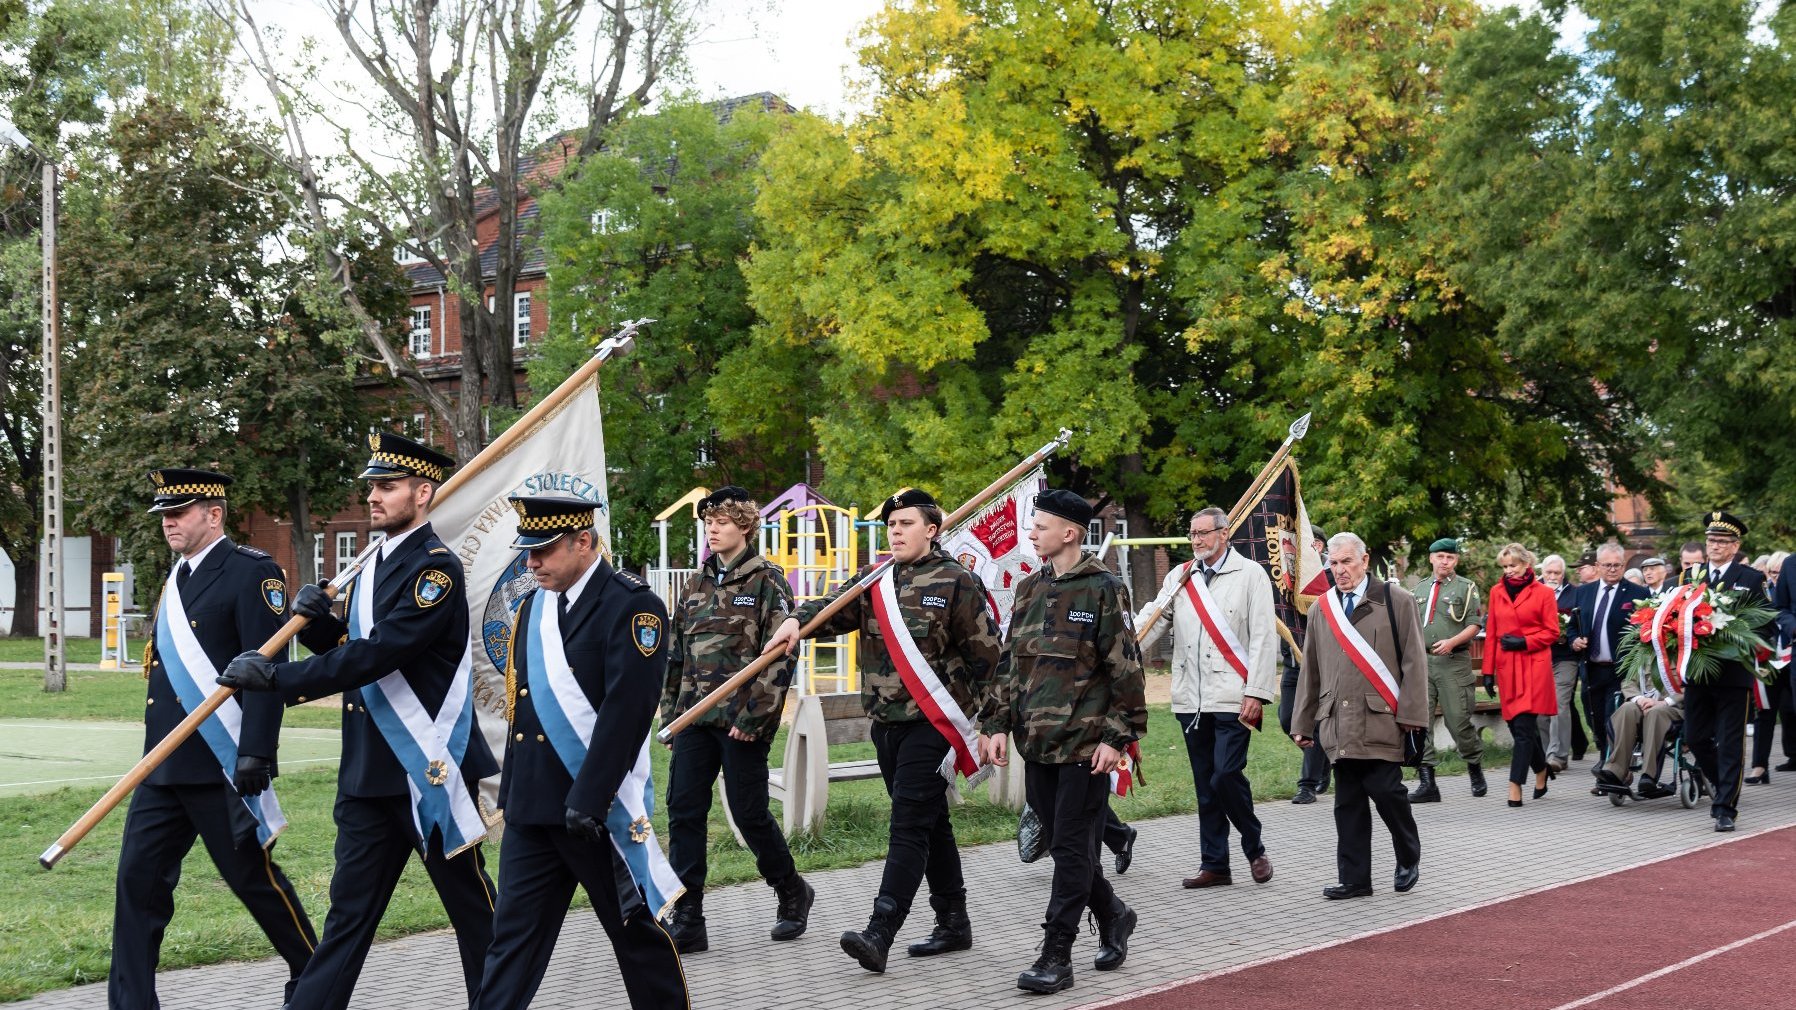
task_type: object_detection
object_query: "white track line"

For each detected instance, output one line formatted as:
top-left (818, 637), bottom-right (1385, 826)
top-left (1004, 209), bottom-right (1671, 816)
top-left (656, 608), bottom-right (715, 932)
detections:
top-left (1547, 917), bottom-right (1796, 1009)
top-left (1075, 819), bottom-right (1796, 1009)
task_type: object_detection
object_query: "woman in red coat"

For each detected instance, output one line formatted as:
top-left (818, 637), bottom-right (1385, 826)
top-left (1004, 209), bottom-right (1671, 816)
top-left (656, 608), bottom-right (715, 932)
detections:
top-left (1484, 544), bottom-right (1562, 806)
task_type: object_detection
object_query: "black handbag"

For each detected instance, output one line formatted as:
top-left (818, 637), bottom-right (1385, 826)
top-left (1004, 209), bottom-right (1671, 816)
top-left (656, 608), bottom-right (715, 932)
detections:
top-left (1017, 804), bottom-right (1046, 863)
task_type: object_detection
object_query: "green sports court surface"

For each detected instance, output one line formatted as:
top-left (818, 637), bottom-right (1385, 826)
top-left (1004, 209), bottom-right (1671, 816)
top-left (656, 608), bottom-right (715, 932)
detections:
top-left (0, 720), bottom-right (341, 797)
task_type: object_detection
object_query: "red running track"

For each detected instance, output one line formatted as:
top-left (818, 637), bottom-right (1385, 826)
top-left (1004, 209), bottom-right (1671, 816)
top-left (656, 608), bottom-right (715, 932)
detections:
top-left (1089, 825), bottom-right (1796, 1010)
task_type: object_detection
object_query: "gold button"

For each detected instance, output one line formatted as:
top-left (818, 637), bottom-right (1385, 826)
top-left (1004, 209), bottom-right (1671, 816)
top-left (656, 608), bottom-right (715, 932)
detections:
top-left (519, 688), bottom-right (528, 697)
top-left (345, 703), bottom-right (354, 711)
top-left (147, 698), bottom-right (154, 705)
top-left (536, 734), bottom-right (545, 742)
top-left (297, 696), bottom-right (308, 703)
top-left (190, 620), bottom-right (198, 627)
top-left (515, 733), bottom-right (524, 742)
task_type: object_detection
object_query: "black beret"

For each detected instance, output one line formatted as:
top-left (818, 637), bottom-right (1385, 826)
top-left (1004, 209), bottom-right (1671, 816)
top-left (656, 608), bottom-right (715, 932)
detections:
top-left (1705, 510), bottom-right (1747, 540)
top-left (879, 487), bottom-right (938, 523)
top-left (147, 468), bottom-right (232, 513)
top-left (1034, 489), bottom-right (1093, 527)
top-left (698, 485), bottom-right (753, 513)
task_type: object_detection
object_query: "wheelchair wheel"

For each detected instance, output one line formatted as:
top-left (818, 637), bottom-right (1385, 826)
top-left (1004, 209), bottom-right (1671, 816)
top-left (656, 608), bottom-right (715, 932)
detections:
top-left (1609, 791), bottom-right (1628, 807)
top-left (1678, 765), bottom-right (1699, 809)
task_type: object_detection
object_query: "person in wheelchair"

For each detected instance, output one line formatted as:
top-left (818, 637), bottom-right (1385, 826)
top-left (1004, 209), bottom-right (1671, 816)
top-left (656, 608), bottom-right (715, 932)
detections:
top-left (1595, 674), bottom-right (1683, 800)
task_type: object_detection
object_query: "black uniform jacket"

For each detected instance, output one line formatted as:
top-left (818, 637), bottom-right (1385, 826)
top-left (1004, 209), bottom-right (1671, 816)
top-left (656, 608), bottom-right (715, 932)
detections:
top-left (144, 538), bottom-right (287, 785)
top-left (498, 558), bottom-right (667, 827)
top-left (276, 522), bottom-right (498, 798)
top-left (1700, 561), bottom-right (1770, 689)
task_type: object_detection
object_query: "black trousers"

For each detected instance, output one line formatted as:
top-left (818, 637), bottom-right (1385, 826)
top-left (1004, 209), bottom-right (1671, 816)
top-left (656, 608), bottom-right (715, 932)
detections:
top-left (1280, 664), bottom-right (1332, 789)
top-left (1583, 662), bottom-right (1621, 760)
top-left (1331, 758), bottom-right (1420, 889)
top-left (1024, 760), bottom-right (1115, 934)
top-left (284, 793), bottom-right (495, 1010)
top-left (110, 782), bottom-right (317, 1009)
top-left (1508, 713), bottom-right (1549, 786)
top-left (1102, 806), bottom-right (1131, 851)
top-left (472, 822), bottom-right (689, 1010)
top-left (1686, 681), bottom-right (1752, 819)
top-left (1177, 712), bottom-right (1264, 872)
top-left (666, 725), bottom-right (797, 899)
top-left (870, 720), bottom-right (964, 925)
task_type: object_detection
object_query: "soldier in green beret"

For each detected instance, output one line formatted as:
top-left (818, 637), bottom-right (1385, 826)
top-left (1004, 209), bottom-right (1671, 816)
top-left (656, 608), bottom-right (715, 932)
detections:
top-left (1410, 538), bottom-right (1487, 802)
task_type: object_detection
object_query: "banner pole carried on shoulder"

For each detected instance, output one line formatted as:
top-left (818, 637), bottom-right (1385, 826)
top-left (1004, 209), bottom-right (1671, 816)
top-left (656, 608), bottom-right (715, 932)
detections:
top-left (657, 428), bottom-right (1075, 745)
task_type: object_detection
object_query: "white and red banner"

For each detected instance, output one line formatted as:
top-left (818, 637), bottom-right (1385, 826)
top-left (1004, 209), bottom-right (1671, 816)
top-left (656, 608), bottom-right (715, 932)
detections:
top-left (940, 467), bottom-right (1047, 636)
top-left (870, 566), bottom-right (982, 780)
top-left (1318, 587), bottom-right (1401, 711)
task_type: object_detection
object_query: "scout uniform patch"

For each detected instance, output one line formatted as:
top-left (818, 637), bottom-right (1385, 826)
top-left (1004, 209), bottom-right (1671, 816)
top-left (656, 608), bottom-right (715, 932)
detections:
top-left (415, 569), bottom-right (453, 608)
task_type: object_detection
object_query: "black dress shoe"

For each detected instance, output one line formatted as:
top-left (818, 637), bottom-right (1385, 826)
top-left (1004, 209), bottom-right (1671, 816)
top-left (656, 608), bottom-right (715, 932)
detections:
top-left (1745, 771), bottom-right (1771, 785)
top-left (1394, 864), bottom-right (1419, 893)
top-left (1715, 814), bottom-right (1737, 832)
top-left (1113, 823), bottom-right (1137, 874)
top-left (1292, 787), bottom-right (1317, 805)
top-left (1322, 883), bottom-right (1373, 900)
top-left (1776, 760), bottom-right (1796, 772)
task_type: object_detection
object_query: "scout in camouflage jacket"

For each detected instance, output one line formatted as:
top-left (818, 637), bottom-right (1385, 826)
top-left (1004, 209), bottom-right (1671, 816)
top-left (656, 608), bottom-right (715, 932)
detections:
top-left (795, 545), bottom-right (1002, 725)
top-left (660, 546), bottom-right (797, 741)
top-left (983, 552), bottom-right (1148, 765)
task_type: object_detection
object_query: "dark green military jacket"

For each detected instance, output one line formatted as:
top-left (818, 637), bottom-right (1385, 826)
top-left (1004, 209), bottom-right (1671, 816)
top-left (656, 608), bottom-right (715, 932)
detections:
top-left (983, 553), bottom-right (1148, 764)
top-left (795, 546), bottom-right (1002, 725)
top-left (659, 547), bottom-right (796, 740)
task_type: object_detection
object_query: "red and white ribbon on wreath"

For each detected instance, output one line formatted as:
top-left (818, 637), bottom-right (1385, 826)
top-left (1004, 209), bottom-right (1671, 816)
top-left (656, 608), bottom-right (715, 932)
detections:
top-left (1318, 586), bottom-right (1400, 711)
top-left (870, 566), bottom-right (981, 779)
top-left (1648, 583), bottom-right (1703, 697)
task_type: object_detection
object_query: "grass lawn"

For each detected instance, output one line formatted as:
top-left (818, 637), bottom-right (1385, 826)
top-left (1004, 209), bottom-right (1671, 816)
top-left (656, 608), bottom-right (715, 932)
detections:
top-left (0, 668), bottom-right (1509, 1002)
top-left (0, 637), bottom-right (104, 665)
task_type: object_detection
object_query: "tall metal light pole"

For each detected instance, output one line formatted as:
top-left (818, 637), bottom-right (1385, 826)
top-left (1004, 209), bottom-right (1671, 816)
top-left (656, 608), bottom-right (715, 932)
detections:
top-left (41, 159), bottom-right (64, 693)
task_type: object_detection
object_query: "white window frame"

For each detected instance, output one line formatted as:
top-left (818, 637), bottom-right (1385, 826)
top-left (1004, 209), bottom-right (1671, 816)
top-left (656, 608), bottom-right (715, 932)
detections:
top-left (411, 413), bottom-right (427, 441)
top-left (409, 305), bottom-right (432, 358)
top-left (312, 534), bottom-right (324, 583)
top-left (335, 532), bottom-right (358, 576)
top-left (513, 291), bottom-right (532, 348)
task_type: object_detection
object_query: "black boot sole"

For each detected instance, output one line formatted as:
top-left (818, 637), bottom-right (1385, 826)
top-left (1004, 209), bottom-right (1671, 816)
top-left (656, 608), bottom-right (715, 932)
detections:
top-left (840, 932), bottom-right (888, 973)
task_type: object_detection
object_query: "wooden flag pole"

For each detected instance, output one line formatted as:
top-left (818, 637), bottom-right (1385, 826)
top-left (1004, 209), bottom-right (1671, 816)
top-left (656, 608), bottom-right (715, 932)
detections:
top-left (1133, 412), bottom-right (1312, 645)
top-left (656, 428), bottom-right (1074, 745)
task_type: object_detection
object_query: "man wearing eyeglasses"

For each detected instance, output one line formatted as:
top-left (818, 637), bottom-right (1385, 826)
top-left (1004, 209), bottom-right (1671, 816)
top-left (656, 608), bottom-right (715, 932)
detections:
top-left (1135, 506), bottom-right (1278, 890)
top-left (1683, 512), bottom-right (1768, 832)
top-left (1571, 543), bottom-right (1647, 768)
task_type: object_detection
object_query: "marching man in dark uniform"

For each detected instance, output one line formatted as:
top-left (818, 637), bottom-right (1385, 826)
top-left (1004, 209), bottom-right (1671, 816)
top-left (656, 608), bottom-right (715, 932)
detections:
top-left (1683, 510), bottom-right (1768, 832)
top-left (218, 433), bottom-right (497, 1009)
top-left (765, 488), bottom-right (1003, 974)
top-left (471, 495), bottom-right (690, 1010)
top-left (113, 468), bottom-right (316, 1009)
top-left (982, 490), bottom-right (1147, 994)
top-left (660, 485), bottom-right (811, 952)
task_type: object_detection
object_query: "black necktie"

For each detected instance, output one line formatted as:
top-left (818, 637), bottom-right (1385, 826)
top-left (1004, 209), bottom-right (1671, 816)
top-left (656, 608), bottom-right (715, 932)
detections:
top-left (558, 593), bottom-right (570, 623)
top-left (1594, 585), bottom-right (1614, 660)
top-left (1201, 565), bottom-right (1215, 586)
top-left (177, 561), bottom-right (191, 592)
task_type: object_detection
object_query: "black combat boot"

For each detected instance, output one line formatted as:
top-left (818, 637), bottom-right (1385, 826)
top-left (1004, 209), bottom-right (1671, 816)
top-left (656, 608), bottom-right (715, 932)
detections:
top-left (906, 893), bottom-right (972, 957)
top-left (1467, 761), bottom-right (1488, 797)
top-left (664, 894), bottom-right (707, 954)
top-left (1093, 900), bottom-right (1137, 971)
top-left (770, 873), bottom-right (815, 942)
top-left (1409, 765), bottom-right (1442, 803)
top-left (1016, 926), bottom-right (1078, 993)
top-left (840, 897), bottom-right (901, 973)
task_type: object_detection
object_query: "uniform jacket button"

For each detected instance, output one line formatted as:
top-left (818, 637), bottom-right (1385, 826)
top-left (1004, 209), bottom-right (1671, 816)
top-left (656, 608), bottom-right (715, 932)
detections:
top-left (536, 734), bottom-right (546, 742)
top-left (519, 688), bottom-right (528, 696)
top-left (297, 696), bottom-right (308, 703)
top-left (515, 733), bottom-right (524, 742)
top-left (345, 703), bottom-right (354, 711)
top-left (146, 698), bottom-right (154, 705)
top-left (189, 620), bottom-right (198, 627)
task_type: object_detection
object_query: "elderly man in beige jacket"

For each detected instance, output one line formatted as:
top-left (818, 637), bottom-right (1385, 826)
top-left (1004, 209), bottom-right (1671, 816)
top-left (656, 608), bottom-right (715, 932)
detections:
top-left (1136, 506), bottom-right (1279, 889)
top-left (1293, 532), bottom-right (1429, 900)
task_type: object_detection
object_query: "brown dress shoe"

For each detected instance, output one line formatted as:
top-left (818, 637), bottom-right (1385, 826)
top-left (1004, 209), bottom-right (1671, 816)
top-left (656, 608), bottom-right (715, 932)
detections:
top-left (1182, 869), bottom-right (1233, 888)
top-left (1250, 854), bottom-right (1273, 883)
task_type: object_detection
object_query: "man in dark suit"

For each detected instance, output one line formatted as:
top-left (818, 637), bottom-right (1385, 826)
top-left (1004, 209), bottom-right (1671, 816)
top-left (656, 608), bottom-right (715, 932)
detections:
top-left (471, 494), bottom-right (689, 1010)
top-left (112, 468), bottom-right (316, 1009)
top-left (1570, 543), bottom-right (1648, 765)
top-left (219, 433), bottom-right (497, 1009)
top-left (1684, 511), bottom-right (1768, 832)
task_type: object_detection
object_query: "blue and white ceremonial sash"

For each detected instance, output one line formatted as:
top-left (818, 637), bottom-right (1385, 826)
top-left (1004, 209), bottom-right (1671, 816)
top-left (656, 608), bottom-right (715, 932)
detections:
top-left (156, 567), bottom-right (286, 847)
top-left (524, 588), bottom-right (685, 919)
top-left (349, 552), bottom-right (488, 857)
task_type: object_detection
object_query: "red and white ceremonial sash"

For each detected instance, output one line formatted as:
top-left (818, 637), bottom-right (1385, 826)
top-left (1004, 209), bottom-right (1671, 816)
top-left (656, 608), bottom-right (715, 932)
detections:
top-left (1318, 586), bottom-right (1401, 711)
top-left (871, 567), bottom-right (981, 779)
top-left (1180, 562), bottom-right (1249, 683)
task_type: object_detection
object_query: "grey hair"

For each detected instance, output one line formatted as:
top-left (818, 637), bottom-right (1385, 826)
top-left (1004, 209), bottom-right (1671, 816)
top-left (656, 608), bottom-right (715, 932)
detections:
top-left (1326, 532), bottom-right (1367, 558)
top-left (1540, 554), bottom-right (1566, 571)
top-left (1189, 505), bottom-right (1228, 528)
top-left (1595, 542), bottom-right (1625, 562)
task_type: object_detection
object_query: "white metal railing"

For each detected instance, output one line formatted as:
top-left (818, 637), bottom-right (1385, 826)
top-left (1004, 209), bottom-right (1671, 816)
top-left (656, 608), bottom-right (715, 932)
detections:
top-left (647, 567), bottom-right (697, 611)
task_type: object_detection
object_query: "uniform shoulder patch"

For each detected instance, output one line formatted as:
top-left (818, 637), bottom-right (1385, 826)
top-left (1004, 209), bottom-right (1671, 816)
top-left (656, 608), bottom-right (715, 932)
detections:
top-left (261, 578), bottom-right (286, 615)
top-left (235, 544), bottom-right (271, 559)
top-left (632, 612), bottom-right (663, 656)
top-left (415, 568), bottom-right (454, 608)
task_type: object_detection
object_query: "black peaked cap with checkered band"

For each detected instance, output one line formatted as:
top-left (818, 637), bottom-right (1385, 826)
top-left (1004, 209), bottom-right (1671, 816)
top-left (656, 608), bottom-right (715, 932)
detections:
top-left (1705, 510), bottom-right (1747, 540)
top-left (146, 468), bottom-right (232, 513)
top-left (359, 431), bottom-right (456, 483)
top-left (508, 494), bottom-right (597, 550)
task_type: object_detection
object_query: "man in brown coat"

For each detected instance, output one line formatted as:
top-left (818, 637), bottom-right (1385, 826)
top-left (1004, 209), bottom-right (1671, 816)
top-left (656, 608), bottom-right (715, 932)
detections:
top-left (1292, 532), bottom-right (1429, 900)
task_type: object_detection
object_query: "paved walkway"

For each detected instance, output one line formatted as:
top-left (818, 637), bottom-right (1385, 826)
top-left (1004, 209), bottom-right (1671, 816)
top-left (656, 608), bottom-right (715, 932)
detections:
top-left (24, 753), bottom-right (1796, 1009)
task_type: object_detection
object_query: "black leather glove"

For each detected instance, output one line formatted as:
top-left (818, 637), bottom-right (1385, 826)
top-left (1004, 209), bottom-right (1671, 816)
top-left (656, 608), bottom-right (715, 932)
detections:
top-left (1500, 633), bottom-right (1527, 652)
top-left (293, 580), bottom-right (334, 621)
top-left (1482, 674), bottom-right (1498, 698)
top-left (217, 651), bottom-right (278, 692)
top-left (565, 806), bottom-right (607, 844)
top-left (234, 754), bottom-right (273, 796)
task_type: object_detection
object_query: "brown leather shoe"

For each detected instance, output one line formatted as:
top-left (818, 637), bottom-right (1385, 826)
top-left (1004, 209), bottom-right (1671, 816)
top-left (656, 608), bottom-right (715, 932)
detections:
top-left (1249, 854), bottom-right (1273, 884)
top-left (1182, 869), bottom-right (1233, 888)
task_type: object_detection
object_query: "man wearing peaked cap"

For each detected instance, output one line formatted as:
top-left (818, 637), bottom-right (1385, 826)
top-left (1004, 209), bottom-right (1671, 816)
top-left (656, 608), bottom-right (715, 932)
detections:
top-left (659, 484), bottom-right (812, 955)
top-left (217, 429), bottom-right (498, 1009)
top-left (114, 469), bottom-right (317, 1009)
top-left (470, 494), bottom-right (690, 1010)
top-left (1683, 509), bottom-right (1770, 831)
top-left (1410, 537), bottom-right (1488, 802)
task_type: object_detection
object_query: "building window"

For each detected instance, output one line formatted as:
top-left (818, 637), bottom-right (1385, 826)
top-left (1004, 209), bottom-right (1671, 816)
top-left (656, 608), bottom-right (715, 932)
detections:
top-left (513, 291), bottom-right (532, 348)
top-left (335, 532), bottom-right (358, 575)
top-left (312, 534), bottom-right (324, 582)
top-left (411, 413), bottom-right (427, 441)
top-left (409, 305), bottom-right (431, 358)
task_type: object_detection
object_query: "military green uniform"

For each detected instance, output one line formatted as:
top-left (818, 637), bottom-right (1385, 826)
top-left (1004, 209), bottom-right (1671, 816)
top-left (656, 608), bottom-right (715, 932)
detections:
top-left (1416, 574), bottom-right (1485, 767)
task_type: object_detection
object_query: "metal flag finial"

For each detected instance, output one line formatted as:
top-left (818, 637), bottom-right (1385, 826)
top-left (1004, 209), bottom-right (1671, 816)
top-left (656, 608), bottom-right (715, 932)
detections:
top-left (1288, 412), bottom-right (1312, 442)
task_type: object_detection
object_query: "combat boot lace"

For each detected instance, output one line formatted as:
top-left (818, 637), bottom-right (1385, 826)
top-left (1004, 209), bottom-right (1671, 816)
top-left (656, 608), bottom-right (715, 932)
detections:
top-left (1016, 926), bottom-right (1078, 993)
top-left (840, 896), bottom-right (901, 973)
top-left (664, 897), bottom-right (708, 955)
